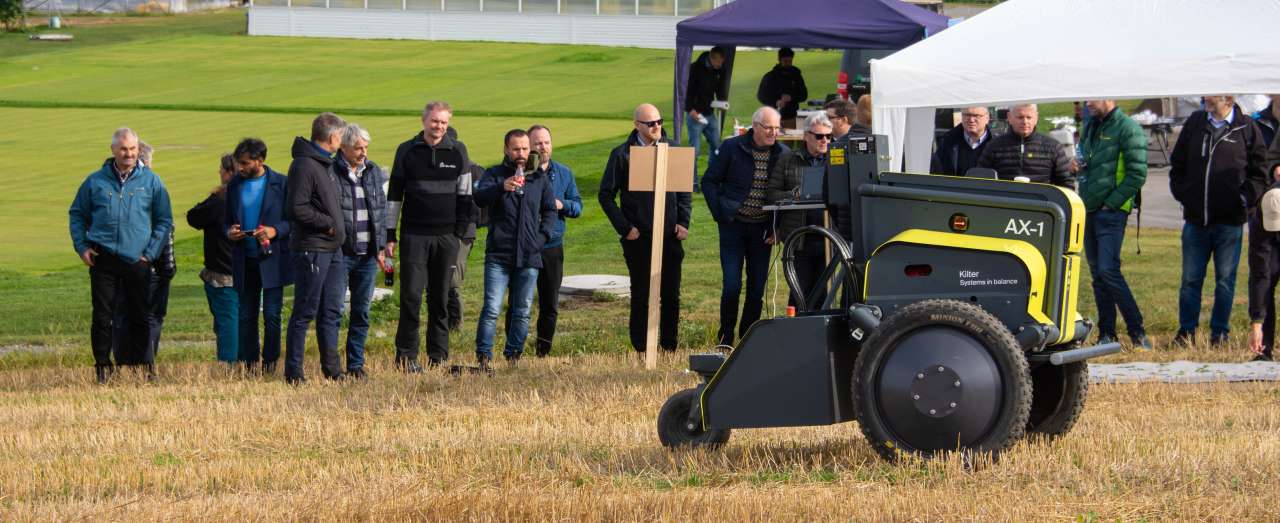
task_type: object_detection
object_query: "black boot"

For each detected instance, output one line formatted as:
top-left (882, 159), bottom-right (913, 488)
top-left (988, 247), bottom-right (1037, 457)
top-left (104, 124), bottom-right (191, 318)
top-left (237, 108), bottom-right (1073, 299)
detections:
top-left (145, 364), bottom-right (158, 383)
top-left (95, 365), bottom-right (114, 384)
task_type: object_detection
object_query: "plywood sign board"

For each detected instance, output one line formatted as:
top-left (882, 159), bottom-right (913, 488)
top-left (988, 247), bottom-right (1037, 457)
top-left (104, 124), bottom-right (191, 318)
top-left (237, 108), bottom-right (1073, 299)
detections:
top-left (628, 146), bottom-right (695, 193)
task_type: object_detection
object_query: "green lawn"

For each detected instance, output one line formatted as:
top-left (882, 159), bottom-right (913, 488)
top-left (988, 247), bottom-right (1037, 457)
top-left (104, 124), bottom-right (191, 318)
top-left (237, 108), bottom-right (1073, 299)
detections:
top-left (1, 11), bottom-right (843, 122)
top-left (0, 11), bottom-right (1252, 359)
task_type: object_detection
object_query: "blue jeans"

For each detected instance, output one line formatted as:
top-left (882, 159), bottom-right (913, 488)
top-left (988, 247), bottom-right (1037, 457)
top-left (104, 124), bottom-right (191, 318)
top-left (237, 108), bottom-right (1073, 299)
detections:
top-left (475, 262), bottom-right (538, 360)
top-left (204, 283), bottom-right (240, 362)
top-left (1178, 222), bottom-right (1243, 338)
top-left (340, 253), bottom-right (379, 371)
top-left (687, 112), bottom-right (722, 188)
top-left (285, 250), bottom-right (346, 379)
top-left (717, 219), bottom-right (774, 345)
top-left (238, 257), bottom-right (284, 364)
top-left (1084, 209), bottom-right (1144, 339)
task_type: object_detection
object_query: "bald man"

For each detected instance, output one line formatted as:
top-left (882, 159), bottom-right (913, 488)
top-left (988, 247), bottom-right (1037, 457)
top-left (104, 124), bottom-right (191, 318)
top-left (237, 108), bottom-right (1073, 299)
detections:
top-left (598, 104), bottom-right (692, 354)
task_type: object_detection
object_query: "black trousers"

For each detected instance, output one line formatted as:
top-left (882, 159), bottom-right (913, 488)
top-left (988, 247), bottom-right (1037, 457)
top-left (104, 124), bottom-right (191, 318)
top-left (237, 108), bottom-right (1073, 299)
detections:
top-left (505, 245), bottom-right (564, 355)
top-left (89, 251), bottom-right (152, 367)
top-left (396, 233), bottom-right (459, 362)
top-left (621, 234), bottom-right (683, 351)
top-left (111, 271), bottom-right (171, 365)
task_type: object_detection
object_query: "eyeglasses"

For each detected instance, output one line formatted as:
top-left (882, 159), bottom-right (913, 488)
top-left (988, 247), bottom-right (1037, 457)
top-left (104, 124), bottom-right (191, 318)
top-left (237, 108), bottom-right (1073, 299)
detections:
top-left (807, 132), bottom-right (833, 141)
top-left (637, 119), bottom-right (663, 128)
top-left (754, 123), bottom-right (783, 133)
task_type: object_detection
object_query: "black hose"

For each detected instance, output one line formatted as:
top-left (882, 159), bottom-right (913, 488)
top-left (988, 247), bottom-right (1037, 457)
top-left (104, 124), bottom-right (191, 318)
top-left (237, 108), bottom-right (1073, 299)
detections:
top-left (781, 225), bottom-right (862, 312)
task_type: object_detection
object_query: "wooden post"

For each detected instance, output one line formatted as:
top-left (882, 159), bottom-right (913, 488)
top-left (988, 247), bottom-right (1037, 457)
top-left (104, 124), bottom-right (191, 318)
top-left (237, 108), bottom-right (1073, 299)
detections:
top-left (629, 143), bottom-right (692, 369)
top-left (644, 143), bottom-right (671, 369)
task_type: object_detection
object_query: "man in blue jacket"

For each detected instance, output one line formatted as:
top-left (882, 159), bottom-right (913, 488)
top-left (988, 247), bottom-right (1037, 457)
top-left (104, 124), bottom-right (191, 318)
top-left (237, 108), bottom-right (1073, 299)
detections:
top-left (474, 129), bottom-right (558, 368)
top-left (69, 127), bottom-right (173, 383)
top-left (225, 137), bottom-right (293, 375)
top-left (505, 125), bottom-right (582, 357)
top-left (703, 106), bottom-right (789, 346)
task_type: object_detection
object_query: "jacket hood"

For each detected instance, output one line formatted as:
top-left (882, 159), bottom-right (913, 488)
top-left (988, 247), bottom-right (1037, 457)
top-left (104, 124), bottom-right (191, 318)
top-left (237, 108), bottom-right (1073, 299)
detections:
top-left (291, 136), bottom-right (335, 165)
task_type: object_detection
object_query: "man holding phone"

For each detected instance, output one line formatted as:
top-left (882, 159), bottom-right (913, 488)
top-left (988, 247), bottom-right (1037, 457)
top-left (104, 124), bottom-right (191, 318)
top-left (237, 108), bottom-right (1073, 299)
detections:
top-left (225, 137), bottom-right (293, 375)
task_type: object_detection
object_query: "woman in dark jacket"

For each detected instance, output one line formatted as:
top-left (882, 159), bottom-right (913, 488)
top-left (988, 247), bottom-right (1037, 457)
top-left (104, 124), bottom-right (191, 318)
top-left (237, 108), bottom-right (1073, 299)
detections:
top-left (187, 154), bottom-right (239, 365)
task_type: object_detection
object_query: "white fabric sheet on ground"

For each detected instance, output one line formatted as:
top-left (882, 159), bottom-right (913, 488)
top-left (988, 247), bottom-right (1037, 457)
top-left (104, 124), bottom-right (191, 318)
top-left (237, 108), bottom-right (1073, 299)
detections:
top-left (1090, 360), bottom-right (1280, 384)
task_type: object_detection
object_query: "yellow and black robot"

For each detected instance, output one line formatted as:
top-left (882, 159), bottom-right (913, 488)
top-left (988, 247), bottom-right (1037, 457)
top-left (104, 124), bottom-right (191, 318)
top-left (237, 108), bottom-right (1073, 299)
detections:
top-left (657, 134), bottom-right (1118, 461)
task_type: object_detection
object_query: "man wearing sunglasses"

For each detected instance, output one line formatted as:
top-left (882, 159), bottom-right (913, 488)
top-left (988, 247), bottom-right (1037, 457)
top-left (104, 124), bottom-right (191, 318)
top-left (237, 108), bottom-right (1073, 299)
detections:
top-left (931, 106), bottom-right (993, 176)
top-left (703, 106), bottom-right (790, 346)
top-left (767, 112), bottom-right (833, 308)
top-left (598, 104), bottom-right (693, 355)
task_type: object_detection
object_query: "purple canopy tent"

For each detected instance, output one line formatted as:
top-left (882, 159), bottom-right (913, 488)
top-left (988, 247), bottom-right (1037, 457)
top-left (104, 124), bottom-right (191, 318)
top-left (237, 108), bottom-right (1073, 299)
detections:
top-left (672, 0), bottom-right (949, 141)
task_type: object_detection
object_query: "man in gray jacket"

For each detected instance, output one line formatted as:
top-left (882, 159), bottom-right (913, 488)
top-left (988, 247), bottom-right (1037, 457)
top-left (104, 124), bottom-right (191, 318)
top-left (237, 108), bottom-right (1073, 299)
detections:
top-left (284, 112), bottom-right (348, 384)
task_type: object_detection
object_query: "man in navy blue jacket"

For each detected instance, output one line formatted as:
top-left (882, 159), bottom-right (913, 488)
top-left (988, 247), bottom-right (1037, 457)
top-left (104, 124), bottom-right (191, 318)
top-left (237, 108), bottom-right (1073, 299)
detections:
top-left (474, 129), bottom-right (558, 367)
top-left (69, 127), bottom-right (173, 383)
top-left (225, 138), bottom-right (293, 375)
top-left (702, 106), bottom-right (789, 346)
top-left (504, 125), bottom-right (583, 357)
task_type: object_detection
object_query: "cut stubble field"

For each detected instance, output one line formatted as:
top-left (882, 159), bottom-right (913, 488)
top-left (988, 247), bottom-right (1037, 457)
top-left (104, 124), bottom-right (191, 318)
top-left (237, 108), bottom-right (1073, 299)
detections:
top-left (1, 10), bottom-right (1278, 521)
top-left (1, 355), bottom-right (1278, 520)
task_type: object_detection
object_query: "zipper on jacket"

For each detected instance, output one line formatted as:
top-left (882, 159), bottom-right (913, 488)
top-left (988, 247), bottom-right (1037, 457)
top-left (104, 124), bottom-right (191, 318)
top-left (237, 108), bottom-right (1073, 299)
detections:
top-left (1201, 123), bottom-right (1249, 226)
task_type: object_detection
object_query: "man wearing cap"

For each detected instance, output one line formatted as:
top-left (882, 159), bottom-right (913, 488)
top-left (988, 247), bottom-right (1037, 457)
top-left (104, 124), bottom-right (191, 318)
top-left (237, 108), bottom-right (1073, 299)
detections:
top-left (1077, 100), bottom-right (1151, 349)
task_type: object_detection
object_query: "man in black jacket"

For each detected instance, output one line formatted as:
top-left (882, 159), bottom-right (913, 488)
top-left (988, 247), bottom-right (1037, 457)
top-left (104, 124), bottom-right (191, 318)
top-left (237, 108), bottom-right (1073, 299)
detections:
top-left (931, 106), bottom-right (993, 176)
top-left (386, 101), bottom-right (474, 371)
top-left (1170, 96), bottom-right (1268, 346)
top-left (598, 103), bottom-right (693, 353)
top-left (976, 104), bottom-right (1074, 188)
top-left (283, 112), bottom-right (348, 384)
top-left (473, 130), bottom-right (558, 367)
top-left (187, 154), bottom-right (239, 366)
top-left (756, 48), bottom-right (808, 128)
top-left (686, 46), bottom-right (727, 191)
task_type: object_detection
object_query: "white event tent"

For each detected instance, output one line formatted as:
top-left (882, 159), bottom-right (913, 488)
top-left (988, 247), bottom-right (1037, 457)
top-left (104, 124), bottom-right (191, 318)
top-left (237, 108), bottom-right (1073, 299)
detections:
top-left (871, 0), bottom-right (1280, 172)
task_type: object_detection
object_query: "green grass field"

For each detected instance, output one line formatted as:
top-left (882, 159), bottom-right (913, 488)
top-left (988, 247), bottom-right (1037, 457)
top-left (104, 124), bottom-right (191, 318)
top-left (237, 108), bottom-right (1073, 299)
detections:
top-left (0, 10), bottom-right (1257, 353)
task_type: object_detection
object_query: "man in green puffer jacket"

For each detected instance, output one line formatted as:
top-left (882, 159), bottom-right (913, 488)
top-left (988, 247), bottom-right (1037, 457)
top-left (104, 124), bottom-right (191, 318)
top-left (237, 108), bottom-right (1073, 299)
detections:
top-left (1077, 100), bottom-right (1151, 349)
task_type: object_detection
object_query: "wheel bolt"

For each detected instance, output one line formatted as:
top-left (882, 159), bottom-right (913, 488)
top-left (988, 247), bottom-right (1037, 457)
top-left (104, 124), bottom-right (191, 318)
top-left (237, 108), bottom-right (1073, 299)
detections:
top-left (687, 423), bottom-right (696, 430)
top-left (954, 380), bottom-right (961, 387)
top-left (913, 394), bottom-right (920, 400)
top-left (950, 402), bottom-right (957, 408)
top-left (929, 409), bottom-right (937, 415)
top-left (937, 366), bottom-right (945, 372)
top-left (916, 373), bottom-right (924, 379)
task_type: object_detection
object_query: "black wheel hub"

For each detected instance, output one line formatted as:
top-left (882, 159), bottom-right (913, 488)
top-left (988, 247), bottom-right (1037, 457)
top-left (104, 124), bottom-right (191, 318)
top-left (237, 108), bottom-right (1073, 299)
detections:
top-left (875, 326), bottom-right (1004, 450)
top-left (908, 365), bottom-right (962, 418)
